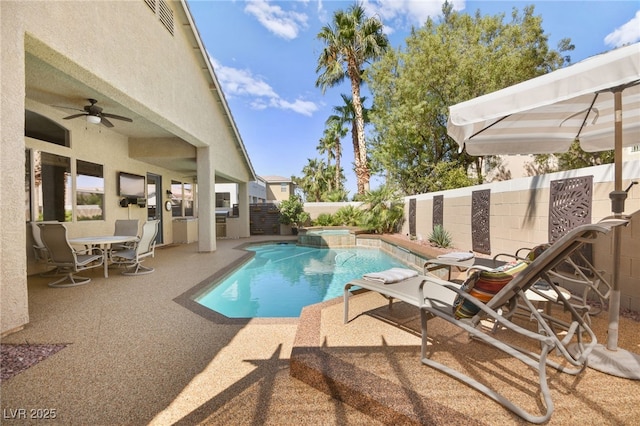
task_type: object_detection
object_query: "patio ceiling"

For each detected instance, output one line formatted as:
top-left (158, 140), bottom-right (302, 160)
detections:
top-left (25, 52), bottom-right (199, 175)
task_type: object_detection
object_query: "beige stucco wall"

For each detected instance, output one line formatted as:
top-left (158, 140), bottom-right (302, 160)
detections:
top-left (267, 182), bottom-right (294, 202)
top-left (1, 1), bottom-right (254, 335)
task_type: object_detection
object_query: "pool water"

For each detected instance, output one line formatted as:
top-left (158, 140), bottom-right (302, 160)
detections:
top-left (195, 243), bottom-right (409, 318)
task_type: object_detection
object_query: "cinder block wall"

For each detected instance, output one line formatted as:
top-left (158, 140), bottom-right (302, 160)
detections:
top-left (402, 161), bottom-right (640, 310)
top-left (305, 161), bottom-right (640, 310)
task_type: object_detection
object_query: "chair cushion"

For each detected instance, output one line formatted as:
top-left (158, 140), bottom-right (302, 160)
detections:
top-left (453, 260), bottom-right (529, 319)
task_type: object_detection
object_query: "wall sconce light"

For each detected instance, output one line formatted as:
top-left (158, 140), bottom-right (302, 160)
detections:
top-left (166, 190), bottom-right (173, 196)
top-left (86, 115), bottom-right (101, 125)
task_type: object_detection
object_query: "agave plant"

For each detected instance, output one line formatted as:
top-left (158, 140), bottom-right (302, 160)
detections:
top-left (428, 225), bottom-right (452, 248)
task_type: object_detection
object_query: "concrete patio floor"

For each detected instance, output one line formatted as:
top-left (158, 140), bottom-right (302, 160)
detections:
top-left (1, 237), bottom-right (639, 425)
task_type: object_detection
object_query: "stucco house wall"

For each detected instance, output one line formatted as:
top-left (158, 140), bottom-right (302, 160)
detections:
top-left (1, 1), bottom-right (255, 335)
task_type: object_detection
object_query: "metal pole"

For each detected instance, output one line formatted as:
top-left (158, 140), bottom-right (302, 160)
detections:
top-left (606, 90), bottom-right (623, 351)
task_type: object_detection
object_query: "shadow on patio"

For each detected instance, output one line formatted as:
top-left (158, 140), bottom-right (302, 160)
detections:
top-left (2, 238), bottom-right (639, 425)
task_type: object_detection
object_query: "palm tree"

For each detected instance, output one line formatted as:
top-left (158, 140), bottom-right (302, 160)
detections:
top-left (329, 93), bottom-right (370, 191)
top-left (322, 113), bottom-right (348, 191)
top-left (316, 2), bottom-right (388, 194)
top-left (301, 158), bottom-right (329, 202)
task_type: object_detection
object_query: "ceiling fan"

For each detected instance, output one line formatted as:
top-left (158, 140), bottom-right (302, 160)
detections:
top-left (60, 99), bottom-right (133, 128)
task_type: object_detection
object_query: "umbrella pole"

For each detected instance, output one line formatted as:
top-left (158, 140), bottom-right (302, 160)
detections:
top-left (607, 226), bottom-right (621, 350)
top-left (581, 88), bottom-right (640, 380)
top-left (606, 89), bottom-right (623, 351)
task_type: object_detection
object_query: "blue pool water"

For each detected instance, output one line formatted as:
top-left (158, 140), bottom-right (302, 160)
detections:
top-left (195, 243), bottom-right (409, 318)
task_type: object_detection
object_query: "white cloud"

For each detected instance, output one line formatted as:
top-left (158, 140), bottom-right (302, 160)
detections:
top-left (361, 0), bottom-right (448, 31)
top-left (604, 10), bottom-right (640, 47)
top-left (244, 0), bottom-right (308, 40)
top-left (211, 57), bottom-right (318, 116)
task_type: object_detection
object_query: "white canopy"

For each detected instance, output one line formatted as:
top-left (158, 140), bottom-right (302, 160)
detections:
top-left (446, 43), bottom-right (640, 378)
top-left (447, 43), bottom-right (640, 156)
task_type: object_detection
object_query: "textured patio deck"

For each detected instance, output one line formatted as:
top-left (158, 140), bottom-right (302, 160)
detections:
top-left (2, 237), bottom-right (639, 425)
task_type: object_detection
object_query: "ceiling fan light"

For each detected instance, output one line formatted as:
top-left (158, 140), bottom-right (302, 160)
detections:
top-left (86, 115), bottom-right (101, 124)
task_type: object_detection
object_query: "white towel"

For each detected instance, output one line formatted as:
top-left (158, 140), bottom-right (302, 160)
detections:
top-left (436, 251), bottom-right (474, 262)
top-left (362, 267), bottom-right (418, 284)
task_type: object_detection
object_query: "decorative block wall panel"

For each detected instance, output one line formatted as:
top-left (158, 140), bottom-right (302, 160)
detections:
top-left (472, 189), bottom-right (491, 254)
top-left (549, 176), bottom-right (593, 272)
top-left (409, 198), bottom-right (416, 236)
top-left (433, 195), bottom-right (443, 228)
top-left (249, 203), bottom-right (280, 235)
top-left (549, 176), bottom-right (593, 243)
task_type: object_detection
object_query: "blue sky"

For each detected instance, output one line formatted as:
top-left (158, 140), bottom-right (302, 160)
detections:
top-left (186, 0), bottom-right (640, 197)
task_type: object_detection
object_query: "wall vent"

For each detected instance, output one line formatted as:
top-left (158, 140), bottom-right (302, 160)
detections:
top-left (144, 0), bottom-right (174, 36)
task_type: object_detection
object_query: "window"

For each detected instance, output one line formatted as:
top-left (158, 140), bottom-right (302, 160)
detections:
top-left (170, 180), bottom-right (182, 217)
top-left (76, 160), bottom-right (104, 221)
top-left (25, 150), bottom-right (32, 221)
top-left (280, 183), bottom-right (287, 193)
top-left (25, 110), bottom-right (69, 147)
top-left (34, 151), bottom-right (71, 222)
top-left (216, 192), bottom-right (231, 208)
top-left (184, 183), bottom-right (194, 216)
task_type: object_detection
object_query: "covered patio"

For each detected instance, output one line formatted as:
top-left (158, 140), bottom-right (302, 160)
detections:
top-left (2, 238), bottom-right (639, 425)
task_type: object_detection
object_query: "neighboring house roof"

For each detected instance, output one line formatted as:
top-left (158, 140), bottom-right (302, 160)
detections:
top-left (260, 175), bottom-right (293, 183)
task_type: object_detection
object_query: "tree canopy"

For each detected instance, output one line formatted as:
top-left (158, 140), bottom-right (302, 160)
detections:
top-left (366, 2), bottom-right (573, 195)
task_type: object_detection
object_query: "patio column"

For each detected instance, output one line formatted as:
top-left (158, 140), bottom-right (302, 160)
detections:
top-left (1, 22), bottom-right (29, 335)
top-left (237, 182), bottom-right (250, 237)
top-left (197, 146), bottom-right (216, 252)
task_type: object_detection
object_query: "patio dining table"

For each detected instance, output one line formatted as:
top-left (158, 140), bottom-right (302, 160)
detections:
top-left (69, 235), bottom-right (138, 278)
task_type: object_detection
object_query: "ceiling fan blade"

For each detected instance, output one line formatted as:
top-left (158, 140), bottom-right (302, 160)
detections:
top-left (63, 113), bottom-right (87, 120)
top-left (100, 117), bottom-right (115, 128)
top-left (101, 112), bottom-right (133, 122)
top-left (53, 105), bottom-right (85, 112)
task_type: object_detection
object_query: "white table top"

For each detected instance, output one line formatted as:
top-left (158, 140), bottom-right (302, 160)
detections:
top-left (69, 235), bottom-right (138, 245)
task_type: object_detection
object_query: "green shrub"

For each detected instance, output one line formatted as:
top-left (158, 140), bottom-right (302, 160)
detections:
top-left (428, 225), bottom-right (452, 248)
top-left (333, 205), bottom-right (362, 226)
top-left (314, 213), bottom-right (335, 226)
top-left (357, 186), bottom-right (404, 234)
top-left (278, 195), bottom-right (309, 227)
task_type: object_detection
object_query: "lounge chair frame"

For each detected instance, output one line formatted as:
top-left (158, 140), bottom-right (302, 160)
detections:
top-left (344, 218), bottom-right (628, 424)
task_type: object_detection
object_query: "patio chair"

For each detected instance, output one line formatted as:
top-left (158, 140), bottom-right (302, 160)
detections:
top-left (38, 223), bottom-right (104, 288)
top-left (110, 219), bottom-right (140, 252)
top-left (110, 220), bottom-right (159, 275)
top-left (343, 218), bottom-right (629, 424)
top-left (31, 221), bottom-right (61, 276)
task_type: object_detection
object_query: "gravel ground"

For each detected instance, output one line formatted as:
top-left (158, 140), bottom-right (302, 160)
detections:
top-left (0, 344), bottom-right (68, 382)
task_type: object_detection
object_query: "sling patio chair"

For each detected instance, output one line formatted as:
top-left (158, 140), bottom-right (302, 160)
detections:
top-left (112, 219), bottom-right (139, 249)
top-left (110, 220), bottom-right (159, 275)
top-left (31, 221), bottom-right (61, 277)
top-left (38, 223), bottom-right (104, 288)
top-left (343, 218), bottom-right (629, 424)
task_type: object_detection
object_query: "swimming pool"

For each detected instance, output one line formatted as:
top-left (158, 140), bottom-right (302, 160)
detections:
top-left (195, 242), bottom-right (409, 318)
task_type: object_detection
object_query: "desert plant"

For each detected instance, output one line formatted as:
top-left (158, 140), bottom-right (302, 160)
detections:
top-left (357, 185), bottom-right (404, 233)
top-left (428, 225), bottom-right (452, 248)
top-left (314, 213), bottom-right (336, 226)
top-left (333, 205), bottom-right (362, 226)
top-left (278, 195), bottom-right (309, 228)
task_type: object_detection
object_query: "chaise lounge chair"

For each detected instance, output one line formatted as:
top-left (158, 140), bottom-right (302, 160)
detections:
top-left (343, 218), bottom-right (629, 424)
